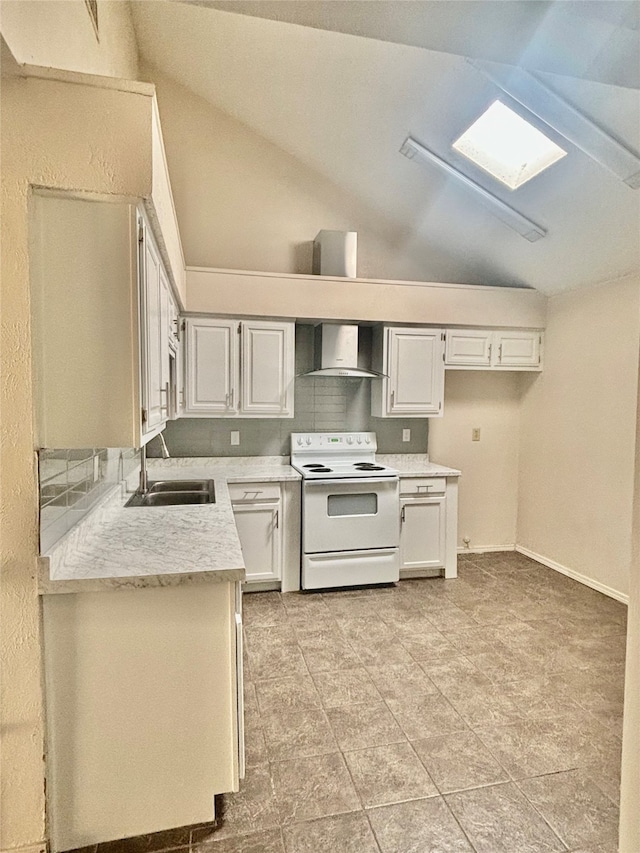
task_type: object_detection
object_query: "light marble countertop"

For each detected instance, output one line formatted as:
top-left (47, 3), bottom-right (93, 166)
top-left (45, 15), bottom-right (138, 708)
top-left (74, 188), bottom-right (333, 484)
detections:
top-left (39, 457), bottom-right (300, 595)
top-left (37, 454), bottom-right (460, 595)
top-left (377, 454), bottom-right (462, 477)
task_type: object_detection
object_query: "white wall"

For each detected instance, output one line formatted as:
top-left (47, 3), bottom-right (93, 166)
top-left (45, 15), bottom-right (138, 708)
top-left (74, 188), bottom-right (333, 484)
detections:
top-left (619, 344), bottom-right (640, 851)
top-left (148, 67), bottom-right (469, 282)
top-left (429, 372), bottom-right (524, 550)
top-left (0, 0), bottom-right (138, 79)
top-left (0, 72), bottom-right (152, 853)
top-left (517, 275), bottom-right (640, 600)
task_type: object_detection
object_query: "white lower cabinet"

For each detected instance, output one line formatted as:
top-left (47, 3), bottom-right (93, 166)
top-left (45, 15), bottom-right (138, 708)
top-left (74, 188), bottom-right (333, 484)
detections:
top-left (401, 497), bottom-right (447, 570)
top-left (399, 477), bottom-right (458, 579)
top-left (42, 582), bottom-right (242, 851)
top-left (230, 482), bottom-right (282, 584)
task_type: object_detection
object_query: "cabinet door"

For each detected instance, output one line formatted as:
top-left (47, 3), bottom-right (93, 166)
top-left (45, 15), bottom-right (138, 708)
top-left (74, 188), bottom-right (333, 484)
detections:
top-left (386, 328), bottom-right (444, 416)
top-left (140, 222), bottom-right (167, 436)
top-left (445, 329), bottom-right (492, 367)
top-left (241, 321), bottom-right (295, 417)
top-left (184, 318), bottom-right (239, 415)
top-left (400, 497), bottom-right (446, 570)
top-left (232, 501), bottom-right (282, 583)
top-left (493, 330), bottom-right (541, 368)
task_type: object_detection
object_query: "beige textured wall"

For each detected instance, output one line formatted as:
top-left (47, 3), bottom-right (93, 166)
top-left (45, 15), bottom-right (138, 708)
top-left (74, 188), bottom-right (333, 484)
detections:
top-left (0, 73), bottom-right (151, 852)
top-left (517, 275), bottom-right (640, 599)
top-left (429, 372), bottom-right (525, 550)
top-left (0, 0), bottom-right (138, 79)
top-left (148, 67), bottom-right (466, 282)
top-left (619, 343), bottom-right (640, 851)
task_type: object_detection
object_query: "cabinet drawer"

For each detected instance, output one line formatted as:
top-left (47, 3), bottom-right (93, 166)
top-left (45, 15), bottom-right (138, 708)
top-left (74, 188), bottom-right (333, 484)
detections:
top-left (228, 482), bottom-right (281, 503)
top-left (399, 477), bottom-right (446, 496)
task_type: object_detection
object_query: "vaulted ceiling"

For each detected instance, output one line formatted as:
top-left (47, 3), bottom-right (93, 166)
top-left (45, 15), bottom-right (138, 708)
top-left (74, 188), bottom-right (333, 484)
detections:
top-left (132, 0), bottom-right (640, 295)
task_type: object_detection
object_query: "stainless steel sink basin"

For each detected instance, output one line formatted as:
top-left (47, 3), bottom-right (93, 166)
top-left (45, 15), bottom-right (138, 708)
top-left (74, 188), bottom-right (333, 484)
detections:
top-left (125, 479), bottom-right (215, 508)
top-left (147, 479), bottom-right (211, 493)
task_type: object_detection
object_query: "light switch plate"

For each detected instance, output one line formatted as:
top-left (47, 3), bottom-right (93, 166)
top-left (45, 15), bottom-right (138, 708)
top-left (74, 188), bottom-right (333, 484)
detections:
top-left (230, 431), bottom-right (240, 446)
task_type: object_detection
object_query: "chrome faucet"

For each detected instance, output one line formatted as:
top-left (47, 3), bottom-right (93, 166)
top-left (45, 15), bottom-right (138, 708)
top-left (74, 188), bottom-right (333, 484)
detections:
top-left (139, 443), bottom-right (148, 493)
top-left (158, 431), bottom-right (171, 459)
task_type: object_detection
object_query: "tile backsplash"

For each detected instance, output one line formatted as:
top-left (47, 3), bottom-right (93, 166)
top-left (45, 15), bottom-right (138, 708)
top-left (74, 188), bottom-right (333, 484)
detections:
top-left (39, 448), bottom-right (139, 552)
top-left (149, 325), bottom-right (429, 458)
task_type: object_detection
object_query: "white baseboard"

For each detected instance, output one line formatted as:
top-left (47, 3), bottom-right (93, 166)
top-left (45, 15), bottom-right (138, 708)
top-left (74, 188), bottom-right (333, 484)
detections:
top-left (515, 545), bottom-right (629, 605)
top-left (1, 844), bottom-right (47, 853)
top-left (457, 545), bottom-right (515, 555)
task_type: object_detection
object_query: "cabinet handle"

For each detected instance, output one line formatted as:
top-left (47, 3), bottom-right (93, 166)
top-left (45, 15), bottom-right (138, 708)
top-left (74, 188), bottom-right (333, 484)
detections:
top-left (173, 317), bottom-right (181, 342)
top-left (401, 505), bottom-right (406, 523)
top-left (417, 485), bottom-right (431, 492)
top-left (274, 509), bottom-right (279, 529)
top-left (498, 343), bottom-right (503, 362)
top-left (160, 382), bottom-right (170, 413)
top-left (390, 389), bottom-right (395, 408)
top-left (488, 343), bottom-right (492, 363)
top-left (230, 388), bottom-right (234, 409)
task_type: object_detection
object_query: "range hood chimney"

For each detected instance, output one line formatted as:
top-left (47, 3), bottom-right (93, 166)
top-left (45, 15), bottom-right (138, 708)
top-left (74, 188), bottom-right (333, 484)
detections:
top-left (304, 231), bottom-right (383, 378)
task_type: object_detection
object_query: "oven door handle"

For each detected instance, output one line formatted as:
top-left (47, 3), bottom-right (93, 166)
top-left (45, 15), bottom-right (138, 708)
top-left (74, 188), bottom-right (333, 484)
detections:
top-left (304, 477), bottom-right (398, 486)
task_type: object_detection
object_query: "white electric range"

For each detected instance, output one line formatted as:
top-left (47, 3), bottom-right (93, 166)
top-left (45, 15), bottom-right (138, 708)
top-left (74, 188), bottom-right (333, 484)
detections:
top-left (291, 433), bottom-right (400, 589)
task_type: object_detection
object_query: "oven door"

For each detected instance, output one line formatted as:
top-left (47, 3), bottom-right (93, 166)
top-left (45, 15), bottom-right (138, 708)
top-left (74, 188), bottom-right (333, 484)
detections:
top-left (303, 477), bottom-right (399, 553)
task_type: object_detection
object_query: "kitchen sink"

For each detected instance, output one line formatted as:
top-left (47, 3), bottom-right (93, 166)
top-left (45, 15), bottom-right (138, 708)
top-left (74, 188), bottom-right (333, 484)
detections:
top-left (125, 479), bottom-right (215, 508)
top-left (147, 480), bottom-right (211, 493)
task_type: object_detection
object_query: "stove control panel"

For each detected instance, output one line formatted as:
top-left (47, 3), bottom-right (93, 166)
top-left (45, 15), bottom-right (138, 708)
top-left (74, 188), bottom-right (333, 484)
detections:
top-left (291, 432), bottom-right (376, 453)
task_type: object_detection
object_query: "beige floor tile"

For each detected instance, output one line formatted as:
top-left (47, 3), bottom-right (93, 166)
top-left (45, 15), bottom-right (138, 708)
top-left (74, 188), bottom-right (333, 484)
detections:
top-left (242, 592), bottom-right (288, 627)
top-left (412, 730), bottom-right (509, 794)
top-left (386, 692), bottom-right (467, 741)
top-left (312, 667), bottom-right (382, 708)
top-left (298, 638), bottom-right (362, 672)
top-left (326, 701), bottom-right (406, 751)
top-left (366, 662), bottom-right (439, 702)
top-left (271, 753), bottom-right (360, 824)
top-left (518, 770), bottom-right (619, 850)
top-left (255, 675), bottom-right (321, 714)
top-left (446, 782), bottom-right (565, 852)
top-left (344, 741), bottom-right (438, 808)
top-left (261, 707), bottom-right (338, 761)
top-left (282, 811), bottom-right (380, 853)
top-left (192, 827), bottom-right (285, 852)
top-left (213, 764), bottom-right (280, 839)
top-left (476, 712), bottom-right (621, 780)
top-left (367, 796), bottom-right (474, 852)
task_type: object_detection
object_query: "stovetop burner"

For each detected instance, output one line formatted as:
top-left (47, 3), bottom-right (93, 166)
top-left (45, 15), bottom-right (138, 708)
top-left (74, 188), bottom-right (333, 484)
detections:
top-left (290, 432), bottom-right (399, 480)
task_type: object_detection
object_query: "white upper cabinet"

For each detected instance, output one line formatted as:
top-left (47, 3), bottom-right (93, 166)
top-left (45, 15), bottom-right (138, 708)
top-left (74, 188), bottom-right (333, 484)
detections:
top-left (241, 321), bottom-right (295, 417)
top-left (372, 327), bottom-right (445, 418)
top-left (184, 319), bottom-right (239, 415)
top-left (445, 328), bottom-right (543, 371)
top-left (444, 329), bottom-right (493, 367)
top-left (31, 195), bottom-right (177, 449)
top-left (140, 220), bottom-right (170, 437)
top-left (184, 318), bottom-right (294, 418)
top-left (494, 330), bottom-right (542, 368)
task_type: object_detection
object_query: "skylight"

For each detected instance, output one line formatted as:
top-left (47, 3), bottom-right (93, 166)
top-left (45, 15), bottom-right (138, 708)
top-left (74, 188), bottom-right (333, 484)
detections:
top-left (452, 100), bottom-right (567, 190)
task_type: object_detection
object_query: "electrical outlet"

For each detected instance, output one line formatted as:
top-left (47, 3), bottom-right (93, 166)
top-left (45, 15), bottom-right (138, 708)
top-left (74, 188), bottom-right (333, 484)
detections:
top-left (402, 429), bottom-right (411, 442)
top-left (230, 431), bottom-right (240, 446)
top-left (472, 428), bottom-right (481, 441)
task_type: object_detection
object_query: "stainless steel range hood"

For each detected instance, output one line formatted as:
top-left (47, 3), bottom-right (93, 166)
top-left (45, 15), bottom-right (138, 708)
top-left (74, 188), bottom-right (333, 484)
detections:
top-left (305, 324), bottom-right (384, 378)
top-left (304, 231), bottom-right (383, 378)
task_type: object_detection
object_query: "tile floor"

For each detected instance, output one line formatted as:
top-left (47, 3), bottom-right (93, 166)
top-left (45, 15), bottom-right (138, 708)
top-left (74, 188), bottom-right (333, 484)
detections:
top-left (202, 552), bottom-right (627, 853)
